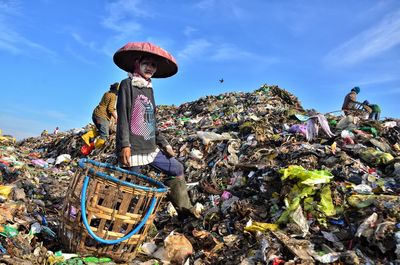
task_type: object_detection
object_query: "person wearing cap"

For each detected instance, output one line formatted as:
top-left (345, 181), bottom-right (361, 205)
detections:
top-left (342, 86), bottom-right (361, 115)
top-left (114, 42), bottom-right (197, 218)
top-left (82, 82), bottom-right (119, 148)
top-left (363, 100), bottom-right (381, 120)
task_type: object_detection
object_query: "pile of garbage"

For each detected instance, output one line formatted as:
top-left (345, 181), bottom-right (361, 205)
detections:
top-left (0, 84), bottom-right (400, 264)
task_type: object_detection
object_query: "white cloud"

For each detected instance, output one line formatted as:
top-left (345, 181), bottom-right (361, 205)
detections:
top-left (0, 2), bottom-right (57, 57)
top-left (102, 0), bottom-right (146, 33)
top-left (195, 0), bottom-right (216, 10)
top-left (66, 45), bottom-right (97, 65)
top-left (71, 32), bottom-right (96, 50)
top-left (194, 0), bottom-right (246, 19)
top-left (0, 0), bottom-right (20, 15)
top-left (0, 24), bottom-right (57, 57)
top-left (178, 40), bottom-right (278, 65)
top-left (177, 39), bottom-right (212, 59)
top-left (325, 9), bottom-right (400, 66)
top-left (355, 75), bottom-right (398, 86)
top-left (210, 44), bottom-right (256, 61)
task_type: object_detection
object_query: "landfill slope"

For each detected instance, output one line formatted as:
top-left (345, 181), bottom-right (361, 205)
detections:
top-left (1, 84), bottom-right (400, 264)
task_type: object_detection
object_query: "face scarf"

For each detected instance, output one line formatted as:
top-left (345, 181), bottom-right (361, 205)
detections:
top-left (128, 59), bottom-right (152, 88)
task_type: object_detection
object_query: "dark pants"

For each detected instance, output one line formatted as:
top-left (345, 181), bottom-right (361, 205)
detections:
top-left (369, 112), bottom-right (380, 120)
top-left (129, 151), bottom-right (192, 211)
top-left (92, 114), bottom-right (109, 140)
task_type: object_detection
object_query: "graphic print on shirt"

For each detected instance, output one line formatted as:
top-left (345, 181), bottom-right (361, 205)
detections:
top-left (130, 94), bottom-right (155, 140)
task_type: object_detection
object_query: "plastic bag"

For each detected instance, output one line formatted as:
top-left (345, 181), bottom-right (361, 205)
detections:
top-left (360, 148), bottom-right (394, 166)
top-left (244, 220), bottom-right (279, 233)
top-left (80, 143), bottom-right (94, 156)
top-left (196, 131), bottom-right (232, 145)
top-left (318, 185), bottom-right (336, 216)
top-left (280, 165), bottom-right (333, 185)
top-left (55, 154), bottom-right (71, 165)
top-left (0, 185), bottom-right (13, 199)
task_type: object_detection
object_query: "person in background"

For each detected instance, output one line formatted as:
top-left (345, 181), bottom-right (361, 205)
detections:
top-left (41, 130), bottom-right (48, 137)
top-left (82, 82), bottom-right (119, 148)
top-left (342, 86), bottom-right (361, 115)
top-left (53, 127), bottom-right (59, 135)
top-left (363, 100), bottom-right (381, 120)
top-left (114, 42), bottom-right (198, 218)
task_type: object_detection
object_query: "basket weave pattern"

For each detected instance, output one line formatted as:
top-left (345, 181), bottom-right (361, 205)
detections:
top-left (59, 160), bottom-right (166, 262)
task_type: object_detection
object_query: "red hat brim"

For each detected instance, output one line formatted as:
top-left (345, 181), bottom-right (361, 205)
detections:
top-left (113, 42), bottom-right (178, 78)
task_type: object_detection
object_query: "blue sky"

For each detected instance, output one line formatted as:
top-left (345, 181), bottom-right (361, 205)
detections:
top-left (1, 0), bottom-right (399, 139)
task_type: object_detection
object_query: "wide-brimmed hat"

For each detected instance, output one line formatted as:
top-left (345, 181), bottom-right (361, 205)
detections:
top-left (113, 42), bottom-right (178, 78)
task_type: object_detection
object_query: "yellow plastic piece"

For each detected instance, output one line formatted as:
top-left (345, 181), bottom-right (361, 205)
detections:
top-left (245, 221), bottom-right (278, 233)
top-left (81, 129), bottom-right (98, 146)
top-left (94, 138), bottom-right (106, 149)
top-left (0, 185), bottom-right (13, 199)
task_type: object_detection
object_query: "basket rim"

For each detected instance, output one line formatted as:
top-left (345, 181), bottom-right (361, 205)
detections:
top-left (78, 158), bottom-right (167, 193)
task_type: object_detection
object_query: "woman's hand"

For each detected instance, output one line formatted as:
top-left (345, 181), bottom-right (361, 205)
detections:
top-left (120, 147), bottom-right (131, 166)
top-left (164, 145), bottom-right (176, 157)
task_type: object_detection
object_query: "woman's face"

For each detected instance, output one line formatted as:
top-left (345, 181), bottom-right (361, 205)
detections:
top-left (139, 57), bottom-right (158, 79)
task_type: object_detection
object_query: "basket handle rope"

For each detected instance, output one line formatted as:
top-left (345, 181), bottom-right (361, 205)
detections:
top-left (78, 158), bottom-right (167, 245)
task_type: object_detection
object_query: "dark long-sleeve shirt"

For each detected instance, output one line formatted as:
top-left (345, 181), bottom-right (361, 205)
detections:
top-left (116, 78), bottom-right (168, 155)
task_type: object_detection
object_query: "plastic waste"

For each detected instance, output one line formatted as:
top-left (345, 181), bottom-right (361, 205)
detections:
top-left (221, 191), bottom-right (232, 201)
top-left (0, 185), bottom-right (13, 199)
top-left (347, 194), bottom-right (376, 208)
top-left (318, 185), bottom-right (336, 216)
top-left (80, 142), bottom-right (95, 156)
top-left (163, 232), bottom-right (193, 264)
top-left (336, 115), bottom-right (357, 130)
top-left (244, 220), bottom-right (279, 233)
top-left (166, 202), bottom-right (178, 217)
top-left (360, 148), bottom-right (394, 166)
top-left (280, 165), bottom-right (334, 185)
top-left (353, 184), bottom-right (373, 194)
top-left (141, 242), bottom-right (158, 255)
top-left (29, 222), bottom-right (42, 235)
top-left (291, 205), bottom-right (309, 235)
top-left (31, 159), bottom-right (48, 168)
top-left (360, 126), bottom-right (378, 137)
top-left (55, 154), bottom-right (72, 165)
top-left (313, 252), bottom-right (340, 263)
top-left (82, 256), bottom-right (113, 263)
top-left (189, 149), bottom-right (203, 159)
top-left (94, 138), bottom-right (106, 149)
top-left (294, 114), bottom-right (310, 122)
top-left (289, 124), bottom-right (307, 136)
top-left (196, 131), bottom-right (232, 145)
top-left (0, 243), bottom-right (7, 254)
top-left (355, 212), bottom-right (378, 237)
top-left (306, 114), bottom-right (335, 141)
top-left (0, 224), bottom-right (19, 237)
top-left (81, 128), bottom-right (98, 146)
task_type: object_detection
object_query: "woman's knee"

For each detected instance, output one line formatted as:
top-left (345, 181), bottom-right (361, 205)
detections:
top-left (172, 161), bottom-right (184, 177)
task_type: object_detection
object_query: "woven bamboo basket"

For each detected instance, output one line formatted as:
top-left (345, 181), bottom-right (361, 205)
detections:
top-left (59, 158), bottom-right (167, 262)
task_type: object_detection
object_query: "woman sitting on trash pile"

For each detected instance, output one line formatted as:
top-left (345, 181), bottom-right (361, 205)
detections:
top-left (114, 42), bottom-right (198, 218)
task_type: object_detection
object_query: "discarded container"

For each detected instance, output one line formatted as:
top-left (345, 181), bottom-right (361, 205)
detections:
top-left (59, 158), bottom-right (167, 262)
